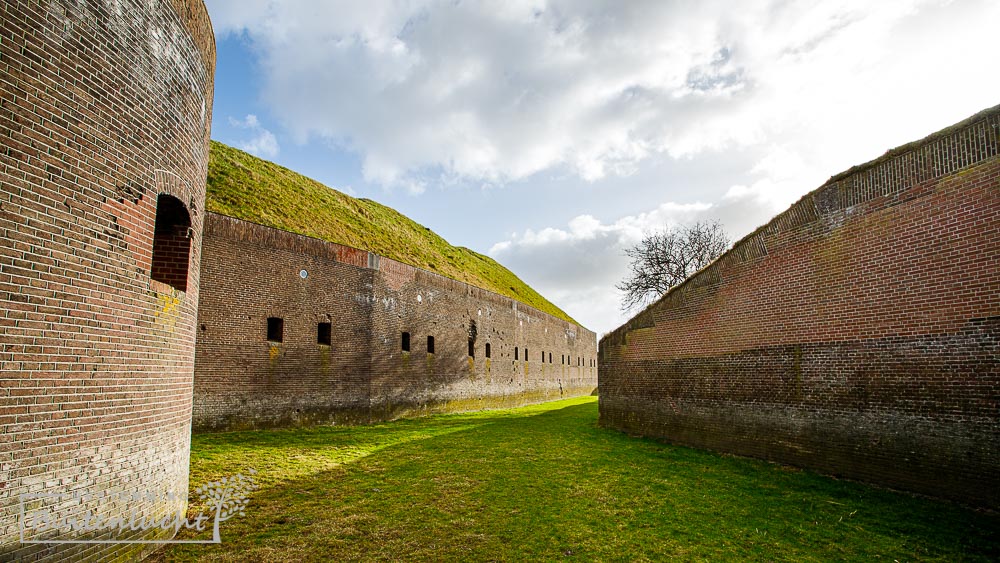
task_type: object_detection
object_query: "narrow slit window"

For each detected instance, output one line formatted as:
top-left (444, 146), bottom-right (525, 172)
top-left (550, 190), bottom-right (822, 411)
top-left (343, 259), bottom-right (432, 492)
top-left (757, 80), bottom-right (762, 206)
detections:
top-left (514, 347), bottom-right (519, 360)
top-left (402, 332), bottom-right (411, 352)
top-left (549, 352), bottom-right (552, 363)
top-left (541, 351), bottom-right (545, 363)
top-left (317, 322), bottom-right (331, 346)
top-left (267, 317), bottom-right (283, 343)
top-left (427, 335), bottom-right (435, 354)
top-left (468, 338), bottom-right (475, 358)
top-left (485, 343), bottom-right (491, 358)
top-left (524, 348), bottom-right (528, 361)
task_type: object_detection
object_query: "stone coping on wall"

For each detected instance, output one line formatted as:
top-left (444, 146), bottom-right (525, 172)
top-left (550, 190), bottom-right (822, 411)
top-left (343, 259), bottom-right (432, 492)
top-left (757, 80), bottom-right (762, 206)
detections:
top-left (204, 212), bottom-right (595, 338)
top-left (604, 104), bottom-right (1000, 344)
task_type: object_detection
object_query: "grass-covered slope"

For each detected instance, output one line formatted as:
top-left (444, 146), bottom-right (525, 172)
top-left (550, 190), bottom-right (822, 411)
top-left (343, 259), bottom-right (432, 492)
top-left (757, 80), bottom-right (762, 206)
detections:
top-left (206, 141), bottom-right (575, 324)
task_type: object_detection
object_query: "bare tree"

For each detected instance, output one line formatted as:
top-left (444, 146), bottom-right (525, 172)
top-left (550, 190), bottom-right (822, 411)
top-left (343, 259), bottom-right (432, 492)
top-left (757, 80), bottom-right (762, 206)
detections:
top-left (617, 220), bottom-right (730, 312)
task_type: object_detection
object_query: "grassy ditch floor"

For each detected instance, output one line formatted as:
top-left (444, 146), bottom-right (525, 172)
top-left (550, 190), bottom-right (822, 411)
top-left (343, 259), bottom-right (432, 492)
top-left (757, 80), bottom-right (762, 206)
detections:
top-left (160, 397), bottom-right (997, 562)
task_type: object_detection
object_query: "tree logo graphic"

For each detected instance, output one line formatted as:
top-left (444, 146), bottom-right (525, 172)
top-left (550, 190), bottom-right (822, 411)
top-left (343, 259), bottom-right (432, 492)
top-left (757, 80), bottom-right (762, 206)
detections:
top-left (194, 469), bottom-right (258, 543)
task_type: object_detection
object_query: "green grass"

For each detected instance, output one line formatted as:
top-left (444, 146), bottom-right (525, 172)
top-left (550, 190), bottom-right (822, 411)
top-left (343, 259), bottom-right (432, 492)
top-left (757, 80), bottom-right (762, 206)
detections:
top-left (159, 397), bottom-right (997, 562)
top-left (206, 141), bottom-right (575, 324)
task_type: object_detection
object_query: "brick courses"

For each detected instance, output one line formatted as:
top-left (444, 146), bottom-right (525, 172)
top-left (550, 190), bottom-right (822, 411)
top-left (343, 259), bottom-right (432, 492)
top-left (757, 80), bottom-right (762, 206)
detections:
top-left (0, 1), bottom-right (214, 560)
top-left (599, 106), bottom-right (1000, 508)
top-left (193, 213), bottom-right (598, 430)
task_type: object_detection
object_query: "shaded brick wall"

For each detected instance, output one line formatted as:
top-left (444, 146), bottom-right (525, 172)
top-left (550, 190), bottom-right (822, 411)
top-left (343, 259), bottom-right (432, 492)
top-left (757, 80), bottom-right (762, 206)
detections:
top-left (599, 106), bottom-right (1000, 508)
top-left (369, 254), bottom-right (597, 420)
top-left (193, 214), bottom-right (373, 430)
top-left (193, 213), bottom-right (598, 431)
top-left (0, 1), bottom-right (214, 560)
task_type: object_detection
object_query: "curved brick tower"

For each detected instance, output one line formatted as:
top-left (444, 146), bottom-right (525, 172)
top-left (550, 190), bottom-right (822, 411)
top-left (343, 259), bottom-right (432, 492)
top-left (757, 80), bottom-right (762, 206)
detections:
top-left (0, 1), bottom-right (214, 560)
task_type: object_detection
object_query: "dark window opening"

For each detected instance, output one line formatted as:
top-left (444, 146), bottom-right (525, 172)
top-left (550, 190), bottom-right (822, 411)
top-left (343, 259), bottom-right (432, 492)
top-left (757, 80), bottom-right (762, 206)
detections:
top-left (267, 317), bottom-right (283, 343)
top-left (514, 347), bottom-right (519, 360)
top-left (541, 351), bottom-right (545, 363)
top-left (468, 338), bottom-right (475, 358)
top-left (402, 332), bottom-right (411, 352)
top-left (485, 343), bottom-right (491, 358)
top-left (549, 352), bottom-right (552, 363)
top-left (150, 193), bottom-right (192, 291)
top-left (524, 348), bottom-right (528, 361)
top-left (317, 322), bottom-right (332, 346)
top-left (427, 335), bottom-right (435, 354)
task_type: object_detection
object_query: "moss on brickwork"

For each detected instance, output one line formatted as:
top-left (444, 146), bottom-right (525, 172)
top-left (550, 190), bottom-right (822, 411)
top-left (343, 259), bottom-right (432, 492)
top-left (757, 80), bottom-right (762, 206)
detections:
top-left (205, 141), bottom-right (576, 324)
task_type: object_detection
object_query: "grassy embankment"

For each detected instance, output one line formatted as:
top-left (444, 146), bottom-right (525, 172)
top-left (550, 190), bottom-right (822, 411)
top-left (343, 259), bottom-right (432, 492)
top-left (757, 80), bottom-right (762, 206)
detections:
top-left (160, 397), bottom-right (998, 562)
top-left (205, 141), bottom-right (575, 324)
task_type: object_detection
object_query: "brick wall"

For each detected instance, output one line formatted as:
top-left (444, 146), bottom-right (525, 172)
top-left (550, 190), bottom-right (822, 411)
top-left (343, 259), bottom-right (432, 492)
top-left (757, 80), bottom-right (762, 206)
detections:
top-left (193, 213), bottom-right (598, 431)
top-left (598, 106), bottom-right (1000, 508)
top-left (0, 1), bottom-right (214, 560)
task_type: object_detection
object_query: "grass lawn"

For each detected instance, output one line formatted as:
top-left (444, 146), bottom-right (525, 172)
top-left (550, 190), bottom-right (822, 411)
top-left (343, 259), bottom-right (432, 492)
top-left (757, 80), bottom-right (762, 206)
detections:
top-left (159, 397), bottom-right (997, 562)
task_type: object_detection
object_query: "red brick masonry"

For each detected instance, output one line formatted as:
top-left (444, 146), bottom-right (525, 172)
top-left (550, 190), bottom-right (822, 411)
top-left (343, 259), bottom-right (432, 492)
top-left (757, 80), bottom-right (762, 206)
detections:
top-left (599, 106), bottom-right (1000, 508)
top-left (0, 0), bottom-right (214, 560)
top-left (193, 213), bottom-right (598, 431)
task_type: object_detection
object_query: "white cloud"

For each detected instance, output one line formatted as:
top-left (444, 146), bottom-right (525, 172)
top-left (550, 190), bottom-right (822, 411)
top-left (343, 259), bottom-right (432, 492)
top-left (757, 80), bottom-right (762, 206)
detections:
top-left (228, 114), bottom-right (280, 159)
top-left (205, 0), bottom-right (1000, 332)
top-left (207, 0), bottom-right (1000, 193)
top-left (489, 198), bottom-right (760, 334)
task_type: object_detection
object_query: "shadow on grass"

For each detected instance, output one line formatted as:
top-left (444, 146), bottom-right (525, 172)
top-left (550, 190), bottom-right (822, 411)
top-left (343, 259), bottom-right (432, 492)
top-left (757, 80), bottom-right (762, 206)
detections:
top-left (160, 397), bottom-right (998, 562)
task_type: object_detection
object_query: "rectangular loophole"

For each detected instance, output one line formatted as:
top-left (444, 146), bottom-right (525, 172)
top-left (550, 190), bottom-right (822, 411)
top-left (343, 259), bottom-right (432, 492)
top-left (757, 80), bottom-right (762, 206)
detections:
top-left (485, 343), bottom-right (491, 359)
top-left (267, 317), bottom-right (283, 343)
top-left (402, 332), bottom-right (411, 352)
top-left (514, 347), bottom-right (519, 360)
top-left (317, 322), bottom-right (331, 346)
top-left (468, 338), bottom-right (475, 358)
top-left (427, 335), bottom-right (435, 354)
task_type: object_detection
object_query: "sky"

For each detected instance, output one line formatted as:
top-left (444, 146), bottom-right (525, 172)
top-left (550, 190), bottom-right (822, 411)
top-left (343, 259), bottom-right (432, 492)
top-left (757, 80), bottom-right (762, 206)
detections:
top-left (203, 0), bottom-right (999, 336)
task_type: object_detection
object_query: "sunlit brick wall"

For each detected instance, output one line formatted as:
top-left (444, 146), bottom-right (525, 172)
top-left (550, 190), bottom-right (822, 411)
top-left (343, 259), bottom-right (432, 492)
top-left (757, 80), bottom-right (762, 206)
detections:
top-left (599, 106), bottom-right (1000, 508)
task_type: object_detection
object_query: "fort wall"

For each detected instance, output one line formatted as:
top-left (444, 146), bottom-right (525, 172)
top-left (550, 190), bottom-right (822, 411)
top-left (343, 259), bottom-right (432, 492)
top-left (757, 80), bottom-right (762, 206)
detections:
top-left (598, 107), bottom-right (1000, 508)
top-left (193, 213), bottom-right (598, 431)
top-left (0, 0), bottom-right (215, 560)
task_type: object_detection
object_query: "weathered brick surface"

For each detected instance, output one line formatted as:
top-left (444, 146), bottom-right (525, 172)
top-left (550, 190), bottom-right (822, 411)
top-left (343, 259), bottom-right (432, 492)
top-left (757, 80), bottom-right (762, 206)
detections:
top-left (599, 106), bottom-right (1000, 508)
top-left (193, 213), bottom-right (598, 431)
top-left (0, 1), bottom-right (214, 560)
